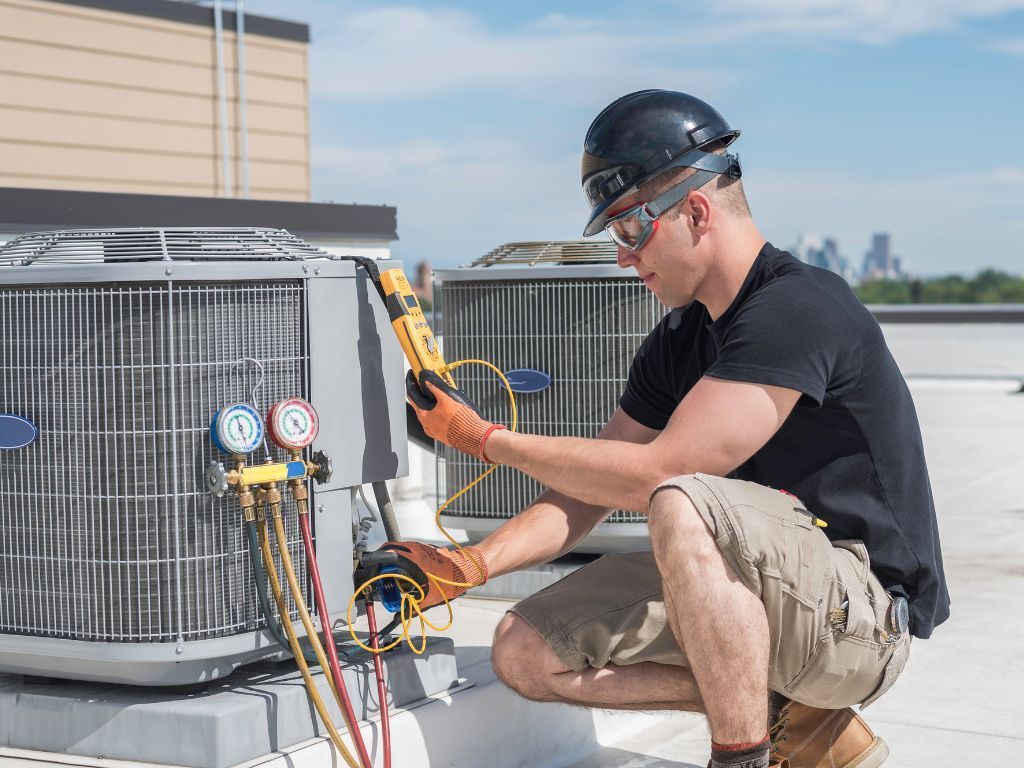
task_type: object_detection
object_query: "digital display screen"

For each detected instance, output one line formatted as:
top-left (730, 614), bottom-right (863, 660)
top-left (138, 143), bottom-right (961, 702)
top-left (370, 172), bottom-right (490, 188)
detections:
top-left (404, 294), bottom-right (419, 310)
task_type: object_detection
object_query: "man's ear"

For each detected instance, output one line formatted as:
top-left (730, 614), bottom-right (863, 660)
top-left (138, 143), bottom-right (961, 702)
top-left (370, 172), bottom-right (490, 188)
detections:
top-left (688, 191), bottom-right (712, 235)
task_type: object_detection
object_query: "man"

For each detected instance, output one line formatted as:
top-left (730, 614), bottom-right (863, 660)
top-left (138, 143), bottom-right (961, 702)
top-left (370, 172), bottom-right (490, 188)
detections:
top-left (376, 90), bottom-right (949, 768)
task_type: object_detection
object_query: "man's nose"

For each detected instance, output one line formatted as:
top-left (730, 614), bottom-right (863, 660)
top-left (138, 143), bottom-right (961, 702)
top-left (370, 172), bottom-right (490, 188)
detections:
top-left (616, 245), bottom-right (637, 269)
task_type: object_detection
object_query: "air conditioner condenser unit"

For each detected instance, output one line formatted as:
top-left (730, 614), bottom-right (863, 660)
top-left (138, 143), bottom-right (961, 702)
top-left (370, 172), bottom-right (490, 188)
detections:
top-left (0, 228), bottom-right (407, 685)
top-left (434, 241), bottom-right (667, 553)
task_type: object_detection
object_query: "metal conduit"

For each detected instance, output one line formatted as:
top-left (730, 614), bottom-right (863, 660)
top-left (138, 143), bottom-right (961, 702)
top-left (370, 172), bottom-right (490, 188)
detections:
top-left (213, 0), bottom-right (232, 197)
top-left (235, 0), bottom-right (250, 197)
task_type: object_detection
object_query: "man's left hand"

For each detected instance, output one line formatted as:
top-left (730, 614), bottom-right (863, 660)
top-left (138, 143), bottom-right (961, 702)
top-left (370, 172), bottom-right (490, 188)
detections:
top-left (406, 370), bottom-right (506, 462)
top-left (358, 540), bottom-right (488, 610)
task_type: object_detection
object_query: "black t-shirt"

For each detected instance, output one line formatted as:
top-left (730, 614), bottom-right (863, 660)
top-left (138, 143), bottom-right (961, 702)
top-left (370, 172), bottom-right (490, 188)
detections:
top-left (621, 243), bottom-right (949, 639)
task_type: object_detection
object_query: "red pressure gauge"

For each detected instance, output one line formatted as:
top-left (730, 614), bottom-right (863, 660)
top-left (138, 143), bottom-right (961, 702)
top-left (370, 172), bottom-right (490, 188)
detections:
top-left (267, 397), bottom-right (319, 450)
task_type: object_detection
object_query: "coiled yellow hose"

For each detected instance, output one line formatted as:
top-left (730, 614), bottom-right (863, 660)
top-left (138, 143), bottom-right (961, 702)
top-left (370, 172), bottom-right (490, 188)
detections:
top-left (347, 359), bottom-right (517, 654)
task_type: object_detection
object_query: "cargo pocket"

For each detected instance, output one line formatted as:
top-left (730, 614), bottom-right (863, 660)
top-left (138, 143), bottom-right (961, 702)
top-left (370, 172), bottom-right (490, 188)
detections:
top-left (778, 509), bottom-right (832, 611)
top-left (784, 615), bottom-right (889, 708)
top-left (730, 493), bottom-right (831, 610)
top-left (783, 541), bottom-right (891, 709)
top-left (860, 635), bottom-right (911, 709)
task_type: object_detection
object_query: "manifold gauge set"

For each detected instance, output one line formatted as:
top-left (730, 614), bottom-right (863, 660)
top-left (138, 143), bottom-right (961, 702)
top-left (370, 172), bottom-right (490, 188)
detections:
top-left (205, 398), bottom-right (331, 498)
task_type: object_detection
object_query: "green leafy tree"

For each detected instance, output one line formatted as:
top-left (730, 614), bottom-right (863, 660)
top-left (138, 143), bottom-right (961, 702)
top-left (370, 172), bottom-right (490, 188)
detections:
top-left (920, 275), bottom-right (972, 303)
top-left (855, 269), bottom-right (1024, 304)
top-left (854, 279), bottom-right (913, 304)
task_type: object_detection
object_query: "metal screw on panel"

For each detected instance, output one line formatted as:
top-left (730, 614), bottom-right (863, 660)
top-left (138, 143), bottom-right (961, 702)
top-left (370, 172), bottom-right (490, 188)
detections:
top-left (165, 267), bottom-right (174, 276)
top-left (313, 268), bottom-right (320, 275)
top-left (318, 505), bottom-right (324, 513)
top-left (302, 264), bottom-right (309, 273)
top-left (176, 643), bottom-right (184, 654)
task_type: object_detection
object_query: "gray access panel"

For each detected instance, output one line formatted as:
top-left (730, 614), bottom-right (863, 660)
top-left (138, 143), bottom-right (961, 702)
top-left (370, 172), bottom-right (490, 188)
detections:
top-left (0, 637), bottom-right (460, 768)
top-left (308, 265), bottom-right (408, 490)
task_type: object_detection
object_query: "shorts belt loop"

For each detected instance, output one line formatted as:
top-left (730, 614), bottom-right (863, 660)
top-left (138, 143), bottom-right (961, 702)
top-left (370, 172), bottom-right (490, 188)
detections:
top-left (852, 540), bottom-right (870, 584)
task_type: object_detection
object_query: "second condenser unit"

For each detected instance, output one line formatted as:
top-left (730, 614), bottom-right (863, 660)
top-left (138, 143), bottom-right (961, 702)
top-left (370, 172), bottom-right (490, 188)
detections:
top-left (434, 241), bottom-right (667, 552)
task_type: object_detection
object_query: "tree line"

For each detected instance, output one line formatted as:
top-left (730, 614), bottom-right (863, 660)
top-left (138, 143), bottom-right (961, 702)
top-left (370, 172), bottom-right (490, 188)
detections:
top-left (854, 269), bottom-right (1024, 304)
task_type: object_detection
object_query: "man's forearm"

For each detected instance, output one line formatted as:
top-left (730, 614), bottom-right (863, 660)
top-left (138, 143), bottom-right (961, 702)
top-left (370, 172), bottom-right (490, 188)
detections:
top-left (475, 489), bottom-right (609, 578)
top-left (485, 429), bottom-right (672, 514)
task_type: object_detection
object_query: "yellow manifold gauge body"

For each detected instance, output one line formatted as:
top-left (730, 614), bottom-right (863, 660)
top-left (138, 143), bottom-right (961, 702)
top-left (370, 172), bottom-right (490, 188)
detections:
top-left (379, 267), bottom-right (455, 387)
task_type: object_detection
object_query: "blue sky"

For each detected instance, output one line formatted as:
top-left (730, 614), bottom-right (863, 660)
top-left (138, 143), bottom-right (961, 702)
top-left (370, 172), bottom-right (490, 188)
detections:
top-left (244, 1), bottom-right (1024, 276)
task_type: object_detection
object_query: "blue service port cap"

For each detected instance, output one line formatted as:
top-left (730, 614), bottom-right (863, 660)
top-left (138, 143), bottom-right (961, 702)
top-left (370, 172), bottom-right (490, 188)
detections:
top-left (376, 566), bottom-right (405, 614)
top-left (0, 414), bottom-right (37, 450)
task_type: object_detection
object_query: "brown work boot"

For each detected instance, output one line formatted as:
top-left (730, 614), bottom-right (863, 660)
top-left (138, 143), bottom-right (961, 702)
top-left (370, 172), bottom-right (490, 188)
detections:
top-left (769, 699), bottom-right (889, 768)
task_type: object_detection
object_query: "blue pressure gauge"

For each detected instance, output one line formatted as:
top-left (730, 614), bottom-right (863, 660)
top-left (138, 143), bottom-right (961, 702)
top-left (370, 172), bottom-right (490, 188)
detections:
top-left (211, 403), bottom-right (265, 455)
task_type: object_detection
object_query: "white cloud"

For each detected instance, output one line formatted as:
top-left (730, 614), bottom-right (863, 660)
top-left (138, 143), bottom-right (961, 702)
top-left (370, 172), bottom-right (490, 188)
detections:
top-left (990, 37), bottom-right (1024, 55)
top-left (314, 135), bottom-right (587, 266)
top-left (304, 5), bottom-right (730, 102)
top-left (704, 0), bottom-right (1024, 44)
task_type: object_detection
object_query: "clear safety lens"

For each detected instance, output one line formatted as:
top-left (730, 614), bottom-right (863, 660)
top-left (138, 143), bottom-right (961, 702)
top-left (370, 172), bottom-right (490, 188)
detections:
top-left (604, 204), bottom-right (653, 250)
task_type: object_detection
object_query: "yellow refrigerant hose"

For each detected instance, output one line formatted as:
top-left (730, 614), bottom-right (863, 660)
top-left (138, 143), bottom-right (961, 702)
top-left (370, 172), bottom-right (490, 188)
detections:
top-left (347, 358), bottom-right (517, 654)
top-left (257, 511), bottom-right (361, 768)
top-left (258, 506), bottom-right (343, 712)
top-left (269, 500), bottom-right (361, 725)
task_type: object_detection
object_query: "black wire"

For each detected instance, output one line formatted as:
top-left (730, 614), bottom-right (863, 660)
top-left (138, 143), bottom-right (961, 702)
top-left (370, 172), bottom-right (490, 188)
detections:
top-left (375, 613), bottom-right (403, 645)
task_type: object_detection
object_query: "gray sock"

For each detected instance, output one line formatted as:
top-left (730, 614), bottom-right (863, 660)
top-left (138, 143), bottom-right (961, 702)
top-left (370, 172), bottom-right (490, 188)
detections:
top-left (709, 737), bottom-right (770, 768)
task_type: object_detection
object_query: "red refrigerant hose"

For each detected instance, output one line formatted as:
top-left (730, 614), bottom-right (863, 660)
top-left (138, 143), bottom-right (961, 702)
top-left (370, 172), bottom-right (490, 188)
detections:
top-left (364, 599), bottom-right (393, 768)
top-left (298, 512), bottom-right (374, 768)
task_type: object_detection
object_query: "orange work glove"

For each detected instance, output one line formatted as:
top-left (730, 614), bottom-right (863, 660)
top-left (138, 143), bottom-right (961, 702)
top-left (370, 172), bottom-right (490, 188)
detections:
top-left (406, 370), bottom-right (506, 463)
top-left (359, 541), bottom-right (488, 611)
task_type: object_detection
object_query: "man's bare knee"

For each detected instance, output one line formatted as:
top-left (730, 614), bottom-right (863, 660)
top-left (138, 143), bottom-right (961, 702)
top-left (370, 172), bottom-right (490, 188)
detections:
top-left (491, 612), bottom-right (565, 701)
top-left (649, 484), bottom-right (712, 538)
top-left (648, 484), bottom-right (721, 576)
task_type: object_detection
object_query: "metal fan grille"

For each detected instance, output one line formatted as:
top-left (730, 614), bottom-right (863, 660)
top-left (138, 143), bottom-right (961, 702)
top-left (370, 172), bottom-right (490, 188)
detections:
top-left (0, 281), bottom-right (312, 643)
top-left (470, 239), bottom-right (618, 267)
top-left (0, 228), bottom-right (330, 265)
top-left (436, 276), bottom-right (666, 524)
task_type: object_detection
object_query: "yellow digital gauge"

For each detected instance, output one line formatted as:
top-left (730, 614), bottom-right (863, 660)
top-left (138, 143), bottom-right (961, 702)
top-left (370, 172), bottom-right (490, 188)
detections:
top-left (379, 268), bottom-right (455, 387)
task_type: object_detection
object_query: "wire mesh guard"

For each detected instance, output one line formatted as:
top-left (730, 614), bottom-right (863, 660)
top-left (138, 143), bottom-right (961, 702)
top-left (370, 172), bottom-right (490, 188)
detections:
top-left (437, 275), bottom-right (667, 524)
top-left (0, 227), bottom-right (330, 266)
top-left (470, 239), bottom-right (619, 267)
top-left (0, 280), bottom-right (313, 643)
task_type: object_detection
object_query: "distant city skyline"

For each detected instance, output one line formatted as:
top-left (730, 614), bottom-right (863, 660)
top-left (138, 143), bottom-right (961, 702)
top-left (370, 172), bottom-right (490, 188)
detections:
top-left (243, 1), bottom-right (1024, 276)
top-left (790, 231), bottom-right (909, 284)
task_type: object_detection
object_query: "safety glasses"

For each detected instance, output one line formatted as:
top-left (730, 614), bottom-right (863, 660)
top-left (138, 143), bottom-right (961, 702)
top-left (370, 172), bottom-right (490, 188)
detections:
top-left (604, 201), bottom-right (664, 251)
top-left (601, 153), bottom-right (741, 251)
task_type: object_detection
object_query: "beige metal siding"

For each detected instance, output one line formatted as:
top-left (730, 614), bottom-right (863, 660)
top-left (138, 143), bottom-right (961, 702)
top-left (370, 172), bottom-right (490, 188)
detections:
top-left (0, 0), bottom-right (310, 199)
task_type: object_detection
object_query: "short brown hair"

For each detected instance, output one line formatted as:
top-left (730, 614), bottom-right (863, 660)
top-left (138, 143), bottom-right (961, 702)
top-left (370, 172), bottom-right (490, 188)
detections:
top-left (637, 145), bottom-right (751, 219)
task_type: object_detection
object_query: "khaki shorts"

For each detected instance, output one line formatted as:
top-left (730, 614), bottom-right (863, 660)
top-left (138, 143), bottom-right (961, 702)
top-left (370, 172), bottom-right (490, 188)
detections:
top-left (511, 473), bottom-right (911, 710)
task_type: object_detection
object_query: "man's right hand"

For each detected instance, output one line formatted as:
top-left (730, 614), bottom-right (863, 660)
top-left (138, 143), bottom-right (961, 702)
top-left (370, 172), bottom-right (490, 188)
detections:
top-left (406, 370), bottom-right (506, 463)
top-left (359, 541), bottom-right (488, 611)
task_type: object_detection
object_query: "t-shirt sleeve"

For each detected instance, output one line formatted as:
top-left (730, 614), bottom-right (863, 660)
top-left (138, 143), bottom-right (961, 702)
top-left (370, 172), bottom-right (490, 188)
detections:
top-left (619, 318), bottom-right (679, 430)
top-left (704, 280), bottom-right (854, 406)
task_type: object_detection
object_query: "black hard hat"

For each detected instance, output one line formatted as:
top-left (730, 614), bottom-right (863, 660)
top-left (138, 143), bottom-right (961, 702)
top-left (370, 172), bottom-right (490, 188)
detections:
top-left (581, 90), bottom-right (741, 236)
